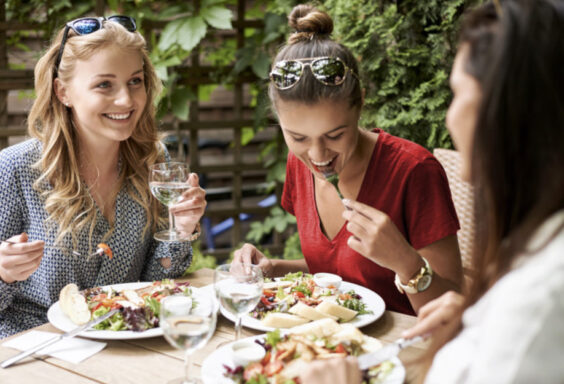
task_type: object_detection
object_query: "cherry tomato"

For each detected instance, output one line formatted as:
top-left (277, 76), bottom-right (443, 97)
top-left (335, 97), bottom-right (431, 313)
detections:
top-left (261, 297), bottom-right (273, 307)
top-left (97, 243), bottom-right (113, 259)
top-left (294, 291), bottom-right (305, 298)
top-left (263, 290), bottom-right (276, 297)
top-left (334, 343), bottom-right (347, 354)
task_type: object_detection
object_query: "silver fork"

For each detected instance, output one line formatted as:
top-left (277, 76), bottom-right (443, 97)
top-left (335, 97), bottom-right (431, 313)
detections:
top-left (1, 240), bottom-right (107, 261)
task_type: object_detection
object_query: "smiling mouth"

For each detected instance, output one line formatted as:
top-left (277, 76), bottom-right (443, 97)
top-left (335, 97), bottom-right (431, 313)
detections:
top-left (104, 112), bottom-right (133, 120)
top-left (311, 156), bottom-right (337, 173)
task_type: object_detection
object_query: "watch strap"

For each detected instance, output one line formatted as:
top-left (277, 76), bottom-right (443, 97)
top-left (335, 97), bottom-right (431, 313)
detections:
top-left (394, 257), bottom-right (433, 294)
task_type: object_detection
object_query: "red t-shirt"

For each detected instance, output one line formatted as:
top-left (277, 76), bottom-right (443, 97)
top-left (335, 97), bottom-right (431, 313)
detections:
top-left (281, 129), bottom-right (460, 315)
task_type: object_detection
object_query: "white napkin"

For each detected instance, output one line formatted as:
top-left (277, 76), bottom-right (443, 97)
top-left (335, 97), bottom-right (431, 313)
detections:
top-left (2, 331), bottom-right (107, 364)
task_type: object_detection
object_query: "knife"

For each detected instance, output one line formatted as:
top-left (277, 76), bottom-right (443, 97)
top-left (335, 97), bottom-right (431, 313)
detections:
top-left (357, 335), bottom-right (424, 370)
top-left (1, 308), bottom-right (119, 369)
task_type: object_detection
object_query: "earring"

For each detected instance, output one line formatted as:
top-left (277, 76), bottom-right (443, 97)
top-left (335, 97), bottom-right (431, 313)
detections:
top-left (65, 102), bottom-right (69, 107)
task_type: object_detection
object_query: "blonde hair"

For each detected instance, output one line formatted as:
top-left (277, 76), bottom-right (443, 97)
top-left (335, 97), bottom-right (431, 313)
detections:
top-left (28, 21), bottom-right (165, 248)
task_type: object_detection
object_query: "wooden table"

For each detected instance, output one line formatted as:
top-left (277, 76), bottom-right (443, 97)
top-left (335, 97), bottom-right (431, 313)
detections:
top-left (0, 268), bottom-right (427, 383)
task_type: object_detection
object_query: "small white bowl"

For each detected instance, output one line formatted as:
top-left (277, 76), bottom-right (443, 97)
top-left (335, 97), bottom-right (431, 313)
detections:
top-left (231, 340), bottom-right (266, 367)
top-left (313, 272), bottom-right (342, 288)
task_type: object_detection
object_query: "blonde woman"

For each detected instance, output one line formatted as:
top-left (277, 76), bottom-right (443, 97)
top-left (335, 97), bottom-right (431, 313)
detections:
top-left (0, 16), bottom-right (206, 338)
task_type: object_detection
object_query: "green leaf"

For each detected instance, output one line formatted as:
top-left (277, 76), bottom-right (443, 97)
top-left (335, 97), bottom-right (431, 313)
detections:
top-left (171, 88), bottom-right (194, 120)
top-left (201, 6), bottom-right (233, 30)
top-left (251, 51), bottom-right (271, 79)
top-left (241, 127), bottom-right (255, 145)
top-left (158, 19), bottom-right (184, 51)
top-left (177, 17), bottom-right (208, 52)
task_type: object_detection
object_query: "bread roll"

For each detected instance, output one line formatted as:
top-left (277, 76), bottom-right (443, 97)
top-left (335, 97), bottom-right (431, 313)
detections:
top-left (59, 283), bottom-right (91, 325)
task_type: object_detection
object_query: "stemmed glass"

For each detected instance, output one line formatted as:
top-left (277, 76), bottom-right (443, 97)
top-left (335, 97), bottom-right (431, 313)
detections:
top-left (149, 162), bottom-right (192, 241)
top-left (160, 291), bottom-right (216, 384)
top-left (214, 263), bottom-right (263, 340)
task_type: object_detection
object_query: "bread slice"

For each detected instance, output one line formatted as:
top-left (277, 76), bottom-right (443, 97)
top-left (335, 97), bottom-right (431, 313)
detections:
top-left (289, 302), bottom-right (338, 321)
top-left (315, 301), bottom-right (358, 322)
top-left (261, 312), bottom-right (309, 328)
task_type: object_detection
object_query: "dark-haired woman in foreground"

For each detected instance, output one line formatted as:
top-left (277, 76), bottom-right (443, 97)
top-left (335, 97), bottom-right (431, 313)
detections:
top-left (300, 0), bottom-right (564, 382)
top-left (233, 4), bottom-right (463, 316)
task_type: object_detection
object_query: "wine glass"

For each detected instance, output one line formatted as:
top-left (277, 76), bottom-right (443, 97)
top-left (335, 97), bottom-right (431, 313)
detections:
top-left (160, 291), bottom-right (216, 384)
top-left (214, 263), bottom-right (263, 340)
top-left (149, 162), bottom-right (191, 241)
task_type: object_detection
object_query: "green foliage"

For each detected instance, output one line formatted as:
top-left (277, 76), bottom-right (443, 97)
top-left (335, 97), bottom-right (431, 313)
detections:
top-left (246, 206), bottom-right (296, 244)
top-left (184, 241), bottom-right (218, 274)
top-left (242, 0), bottom-right (484, 260)
top-left (321, 0), bottom-right (483, 149)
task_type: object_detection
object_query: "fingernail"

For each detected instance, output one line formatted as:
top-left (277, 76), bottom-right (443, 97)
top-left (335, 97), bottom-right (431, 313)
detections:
top-left (342, 198), bottom-right (350, 206)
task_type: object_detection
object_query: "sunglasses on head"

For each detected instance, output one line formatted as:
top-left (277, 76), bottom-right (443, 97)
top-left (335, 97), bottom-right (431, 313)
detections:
top-left (54, 15), bottom-right (137, 77)
top-left (269, 56), bottom-right (358, 90)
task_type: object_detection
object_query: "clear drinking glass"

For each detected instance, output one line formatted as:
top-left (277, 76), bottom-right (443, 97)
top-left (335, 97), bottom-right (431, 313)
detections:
top-left (160, 291), bottom-right (216, 384)
top-left (149, 162), bottom-right (192, 242)
top-left (214, 263), bottom-right (263, 340)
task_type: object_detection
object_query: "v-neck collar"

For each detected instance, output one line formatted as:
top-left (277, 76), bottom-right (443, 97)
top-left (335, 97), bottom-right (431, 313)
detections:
top-left (311, 129), bottom-right (383, 243)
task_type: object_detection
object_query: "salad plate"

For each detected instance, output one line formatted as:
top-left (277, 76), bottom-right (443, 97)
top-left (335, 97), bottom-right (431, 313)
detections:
top-left (201, 333), bottom-right (405, 384)
top-left (47, 281), bottom-right (202, 340)
top-left (220, 278), bottom-right (386, 332)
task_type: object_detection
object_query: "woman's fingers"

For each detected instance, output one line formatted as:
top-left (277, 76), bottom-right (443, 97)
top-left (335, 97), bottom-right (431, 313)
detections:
top-left (0, 236), bottom-right (44, 283)
top-left (402, 291), bottom-right (464, 339)
top-left (233, 243), bottom-right (258, 265)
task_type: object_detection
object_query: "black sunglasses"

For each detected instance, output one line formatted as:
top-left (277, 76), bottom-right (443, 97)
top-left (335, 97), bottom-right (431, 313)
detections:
top-left (269, 56), bottom-right (358, 90)
top-left (54, 15), bottom-right (137, 77)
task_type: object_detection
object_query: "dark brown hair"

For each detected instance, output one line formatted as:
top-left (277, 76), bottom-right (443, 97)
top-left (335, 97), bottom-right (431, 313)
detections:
top-left (421, 0), bottom-right (564, 379)
top-left (268, 4), bottom-right (362, 109)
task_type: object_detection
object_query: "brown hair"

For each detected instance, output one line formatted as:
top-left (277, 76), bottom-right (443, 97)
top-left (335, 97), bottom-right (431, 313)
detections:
top-left (268, 4), bottom-right (362, 109)
top-left (28, 21), bottom-right (165, 249)
top-left (420, 0), bottom-right (564, 379)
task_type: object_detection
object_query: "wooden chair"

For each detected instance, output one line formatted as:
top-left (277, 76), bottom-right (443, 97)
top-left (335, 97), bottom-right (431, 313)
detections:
top-left (433, 148), bottom-right (475, 276)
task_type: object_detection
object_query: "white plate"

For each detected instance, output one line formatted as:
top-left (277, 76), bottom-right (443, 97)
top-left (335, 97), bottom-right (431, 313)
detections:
top-left (201, 334), bottom-right (405, 384)
top-left (47, 281), bottom-right (203, 340)
top-left (219, 281), bottom-right (386, 332)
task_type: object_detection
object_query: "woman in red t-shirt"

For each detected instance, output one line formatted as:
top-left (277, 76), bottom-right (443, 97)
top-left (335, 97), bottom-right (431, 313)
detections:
top-left (233, 4), bottom-right (462, 315)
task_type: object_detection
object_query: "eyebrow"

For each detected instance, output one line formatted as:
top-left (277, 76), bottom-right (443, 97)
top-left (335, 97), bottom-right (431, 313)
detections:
top-left (91, 69), bottom-right (144, 80)
top-left (284, 125), bottom-right (348, 136)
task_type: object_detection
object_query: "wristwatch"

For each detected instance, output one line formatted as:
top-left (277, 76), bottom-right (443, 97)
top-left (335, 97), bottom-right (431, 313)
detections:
top-left (394, 257), bottom-right (433, 294)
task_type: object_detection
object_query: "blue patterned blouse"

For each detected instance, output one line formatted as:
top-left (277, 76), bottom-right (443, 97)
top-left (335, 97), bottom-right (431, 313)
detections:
top-left (0, 139), bottom-right (193, 338)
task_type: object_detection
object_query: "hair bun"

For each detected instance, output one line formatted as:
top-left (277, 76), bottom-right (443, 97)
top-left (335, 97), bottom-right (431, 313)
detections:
top-left (288, 4), bottom-right (333, 43)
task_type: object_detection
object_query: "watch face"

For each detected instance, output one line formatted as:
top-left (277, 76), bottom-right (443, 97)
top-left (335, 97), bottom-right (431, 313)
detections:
top-left (417, 275), bottom-right (432, 292)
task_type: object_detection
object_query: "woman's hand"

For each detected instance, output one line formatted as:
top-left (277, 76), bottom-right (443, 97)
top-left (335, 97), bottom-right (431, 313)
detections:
top-left (298, 357), bottom-right (362, 384)
top-left (0, 233), bottom-right (44, 284)
top-left (341, 199), bottom-right (422, 279)
top-left (232, 243), bottom-right (273, 277)
top-left (169, 173), bottom-right (207, 237)
top-left (402, 291), bottom-right (465, 339)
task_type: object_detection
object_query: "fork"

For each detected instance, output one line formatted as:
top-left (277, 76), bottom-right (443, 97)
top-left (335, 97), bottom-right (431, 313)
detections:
top-left (321, 170), bottom-right (344, 199)
top-left (1, 240), bottom-right (112, 261)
